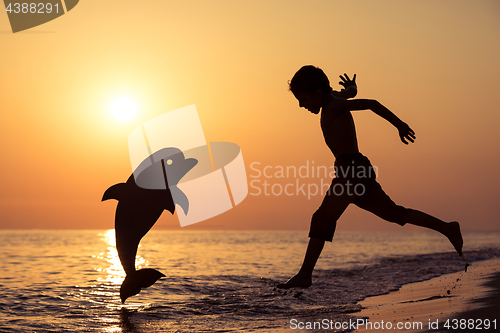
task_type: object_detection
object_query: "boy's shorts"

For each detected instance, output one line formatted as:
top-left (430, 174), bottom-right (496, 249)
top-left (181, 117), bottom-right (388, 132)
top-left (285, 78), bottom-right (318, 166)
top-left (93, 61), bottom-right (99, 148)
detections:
top-left (309, 153), bottom-right (407, 242)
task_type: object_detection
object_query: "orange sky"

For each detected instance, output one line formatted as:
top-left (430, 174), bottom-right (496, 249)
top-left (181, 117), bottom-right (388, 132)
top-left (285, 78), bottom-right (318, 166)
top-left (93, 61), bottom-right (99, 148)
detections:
top-left (0, 0), bottom-right (499, 231)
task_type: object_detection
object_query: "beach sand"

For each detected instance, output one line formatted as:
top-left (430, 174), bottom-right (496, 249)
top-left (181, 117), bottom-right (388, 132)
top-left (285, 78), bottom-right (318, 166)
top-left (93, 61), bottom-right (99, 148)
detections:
top-left (353, 257), bottom-right (500, 332)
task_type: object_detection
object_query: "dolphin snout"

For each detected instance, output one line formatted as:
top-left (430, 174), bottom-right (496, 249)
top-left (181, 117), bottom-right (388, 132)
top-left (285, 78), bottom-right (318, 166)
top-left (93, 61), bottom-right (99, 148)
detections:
top-left (163, 155), bottom-right (198, 186)
top-left (182, 158), bottom-right (198, 175)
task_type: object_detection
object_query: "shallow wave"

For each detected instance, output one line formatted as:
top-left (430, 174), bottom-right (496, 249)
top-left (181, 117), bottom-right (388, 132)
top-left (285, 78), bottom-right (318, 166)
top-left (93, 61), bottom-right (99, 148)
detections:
top-left (0, 230), bottom-right (498, 332)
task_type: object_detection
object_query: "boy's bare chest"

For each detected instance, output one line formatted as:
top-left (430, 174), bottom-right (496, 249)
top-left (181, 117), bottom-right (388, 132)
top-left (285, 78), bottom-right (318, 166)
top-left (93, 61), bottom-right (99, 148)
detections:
top-left (320, 110), bottom-right (359, 156)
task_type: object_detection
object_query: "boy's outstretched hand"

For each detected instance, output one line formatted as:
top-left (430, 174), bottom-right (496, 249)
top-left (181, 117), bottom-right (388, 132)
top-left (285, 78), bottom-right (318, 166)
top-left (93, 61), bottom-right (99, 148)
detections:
top-left (339, 73), bottom-right (356, 89)
top-left (397, 122), bottom-right (416, 144)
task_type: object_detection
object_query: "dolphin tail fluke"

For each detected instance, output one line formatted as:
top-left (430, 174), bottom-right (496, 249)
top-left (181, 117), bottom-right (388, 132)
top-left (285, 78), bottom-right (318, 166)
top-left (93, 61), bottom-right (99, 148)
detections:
top-left (102, 183), bottom-right (127, 201)
top-left (120, 268), bottom-right (165, 303)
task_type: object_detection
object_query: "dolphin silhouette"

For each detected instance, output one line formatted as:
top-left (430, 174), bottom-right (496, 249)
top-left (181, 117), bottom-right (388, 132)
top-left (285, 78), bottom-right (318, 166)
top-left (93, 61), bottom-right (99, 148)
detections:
top-left (102, 147), bottom-right (197, 303)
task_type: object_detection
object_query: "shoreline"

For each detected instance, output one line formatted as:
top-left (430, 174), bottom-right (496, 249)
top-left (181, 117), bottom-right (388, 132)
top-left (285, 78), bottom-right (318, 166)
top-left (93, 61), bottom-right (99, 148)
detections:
top-left (425, 270), bottom-right (500, 332)
top-left (353, 257), bottom-right (500, 332)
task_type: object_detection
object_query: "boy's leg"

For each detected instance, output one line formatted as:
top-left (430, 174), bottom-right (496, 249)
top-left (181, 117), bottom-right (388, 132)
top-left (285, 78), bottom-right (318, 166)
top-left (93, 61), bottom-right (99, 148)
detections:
top-left (278, 180), bottom-right (352, 289)
top-left (277, 237), bottom-right (325, 289)
top-left (396, 210), bottom-right (463, 256)
top-left (355, 182), bottom-right (463, 256)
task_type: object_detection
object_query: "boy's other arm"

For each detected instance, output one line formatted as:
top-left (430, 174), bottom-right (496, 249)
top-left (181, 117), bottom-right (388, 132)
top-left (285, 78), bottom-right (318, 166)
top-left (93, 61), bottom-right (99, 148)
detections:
top-left (333, 73), bottom-right (357, 99)
top-left (334, 98), bottom-right (416, 144)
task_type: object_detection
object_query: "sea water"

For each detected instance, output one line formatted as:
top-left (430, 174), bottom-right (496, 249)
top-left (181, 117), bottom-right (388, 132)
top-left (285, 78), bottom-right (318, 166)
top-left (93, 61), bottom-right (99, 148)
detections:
top-left (0, 230), bottom-right (499, 332)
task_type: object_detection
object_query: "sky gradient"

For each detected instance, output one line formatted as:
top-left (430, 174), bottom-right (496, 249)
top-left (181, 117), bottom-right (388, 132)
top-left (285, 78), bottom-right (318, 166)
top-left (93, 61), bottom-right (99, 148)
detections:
top-left (1, 0), bottom-right (499, 231)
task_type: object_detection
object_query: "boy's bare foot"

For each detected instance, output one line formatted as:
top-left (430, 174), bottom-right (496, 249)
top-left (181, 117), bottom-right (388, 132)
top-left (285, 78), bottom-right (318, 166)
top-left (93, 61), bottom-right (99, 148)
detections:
top-left (446, 221), bottom-right (463, 256)
top-left (277, 273), bottom-right (312, 289)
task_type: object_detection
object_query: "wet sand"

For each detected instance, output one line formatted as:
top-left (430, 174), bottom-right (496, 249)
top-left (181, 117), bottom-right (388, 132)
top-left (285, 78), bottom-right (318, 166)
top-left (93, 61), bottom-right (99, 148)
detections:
top-left (353, 257), bottom-right (500, 332)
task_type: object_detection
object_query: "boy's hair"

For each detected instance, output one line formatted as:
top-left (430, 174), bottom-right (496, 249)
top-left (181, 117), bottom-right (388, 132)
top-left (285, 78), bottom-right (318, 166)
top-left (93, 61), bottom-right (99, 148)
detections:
top-left (289, 65), bottom-right (332, 96)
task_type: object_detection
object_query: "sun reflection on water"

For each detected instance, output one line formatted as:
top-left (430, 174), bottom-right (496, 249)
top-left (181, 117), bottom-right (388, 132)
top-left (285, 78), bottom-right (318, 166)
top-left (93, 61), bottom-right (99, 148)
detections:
top-left (94, 230), bottom-right (148, 288)
top-left (91, 230), bottom-right (153, 332)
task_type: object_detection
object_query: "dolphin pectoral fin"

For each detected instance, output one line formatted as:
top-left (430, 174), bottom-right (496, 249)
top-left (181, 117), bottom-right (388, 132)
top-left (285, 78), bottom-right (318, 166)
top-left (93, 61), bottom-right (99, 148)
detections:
top-left (102, 183), bottom-right (127, 201)
top-left (170, 186), bottom-right (190, 215)
top-left (120, 268), bottom-right (165, 303)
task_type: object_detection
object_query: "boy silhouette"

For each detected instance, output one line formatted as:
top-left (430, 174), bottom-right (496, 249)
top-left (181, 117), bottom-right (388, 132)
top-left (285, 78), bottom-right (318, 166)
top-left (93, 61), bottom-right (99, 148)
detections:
top-left (278, 65), bottom-right (463, 289)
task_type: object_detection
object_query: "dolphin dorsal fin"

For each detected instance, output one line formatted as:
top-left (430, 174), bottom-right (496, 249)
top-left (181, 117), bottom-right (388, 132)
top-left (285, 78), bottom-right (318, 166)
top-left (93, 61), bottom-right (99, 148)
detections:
top-left (102, 183), bottom-right (127, 201)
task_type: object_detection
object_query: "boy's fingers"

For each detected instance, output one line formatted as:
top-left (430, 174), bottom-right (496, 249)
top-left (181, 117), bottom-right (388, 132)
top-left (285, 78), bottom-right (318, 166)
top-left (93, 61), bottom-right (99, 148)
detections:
top-left (340, 73), bottom-right (356, 86)
top-left (406, 133), bottom-right (415, 143)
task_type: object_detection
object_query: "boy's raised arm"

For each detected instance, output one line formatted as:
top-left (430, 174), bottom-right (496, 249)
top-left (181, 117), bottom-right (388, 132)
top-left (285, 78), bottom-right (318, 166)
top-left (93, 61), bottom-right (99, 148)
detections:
top-left (334, 98), bottom-right (416, 145)
top-left (333, 73), bottom-right (357, 99)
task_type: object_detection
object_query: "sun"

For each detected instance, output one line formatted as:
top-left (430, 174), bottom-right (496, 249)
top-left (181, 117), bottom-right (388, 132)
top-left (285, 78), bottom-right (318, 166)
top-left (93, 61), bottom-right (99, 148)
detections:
top-left (109, 95), bottom-right (138, 122)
